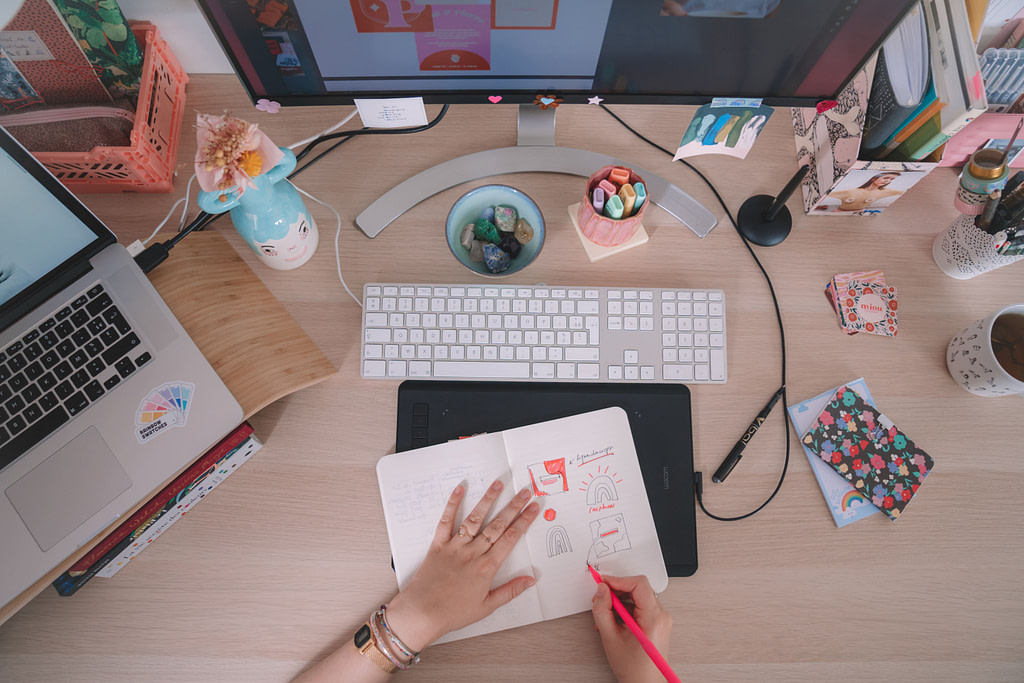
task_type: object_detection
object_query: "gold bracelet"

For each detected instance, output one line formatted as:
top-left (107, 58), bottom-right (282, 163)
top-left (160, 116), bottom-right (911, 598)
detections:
top-left (353, 622), bottom-right (397, 674)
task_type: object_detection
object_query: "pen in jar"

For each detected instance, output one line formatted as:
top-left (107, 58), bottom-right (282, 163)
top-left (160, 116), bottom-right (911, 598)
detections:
top-left (976, 189), bottom-right (1001, 232)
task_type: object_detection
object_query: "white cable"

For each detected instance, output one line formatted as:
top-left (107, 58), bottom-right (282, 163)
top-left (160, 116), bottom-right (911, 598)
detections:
top-left (294, 184), bottom-right (362, 308)
top-left (287, 109), bottom-right (359, 150)
top-left (143, 173), bottom-right (197, 245)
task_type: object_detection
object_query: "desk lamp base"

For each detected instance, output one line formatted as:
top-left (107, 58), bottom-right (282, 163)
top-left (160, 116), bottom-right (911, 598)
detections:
top-left (734, 163), bottom-right (810, 247)
top-left (736, 195), bottom-right (792, 247)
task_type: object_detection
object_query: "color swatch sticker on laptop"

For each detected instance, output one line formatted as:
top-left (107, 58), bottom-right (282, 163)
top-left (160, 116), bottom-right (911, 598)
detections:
top-left (135, 382), bottom-right (195, 444)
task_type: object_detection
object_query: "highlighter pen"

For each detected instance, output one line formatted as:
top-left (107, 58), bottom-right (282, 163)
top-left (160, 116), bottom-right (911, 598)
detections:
top-left (634, 182), bottom-right (647, 211)
top-left (592, 187), bottom-right (606, 213)
top-left (587, 564), bottom-right (681, 683)
top-left (619, 183), bottom-right (636, 216)
top-left (712, 386), bottom-right (785, 483)
top-left (604, 193), bottom-right (625, 219)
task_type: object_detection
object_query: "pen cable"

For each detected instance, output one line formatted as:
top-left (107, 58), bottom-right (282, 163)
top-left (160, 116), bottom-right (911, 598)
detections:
top-left (600, 104), bottom-right (790, 522)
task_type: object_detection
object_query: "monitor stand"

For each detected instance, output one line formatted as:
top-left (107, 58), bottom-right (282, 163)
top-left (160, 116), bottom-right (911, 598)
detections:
top-left (354, 104), bottom-right (718, 239)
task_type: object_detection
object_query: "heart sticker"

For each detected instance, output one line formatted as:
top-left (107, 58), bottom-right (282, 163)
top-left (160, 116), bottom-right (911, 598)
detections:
top-left (488, 95), bottom-right (502, 103)
top-left (540, 97), bottom-right (554, 105)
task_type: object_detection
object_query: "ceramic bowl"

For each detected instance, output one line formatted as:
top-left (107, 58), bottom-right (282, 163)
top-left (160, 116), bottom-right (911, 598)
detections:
top-left (445, 184), bottom-right (545, 277)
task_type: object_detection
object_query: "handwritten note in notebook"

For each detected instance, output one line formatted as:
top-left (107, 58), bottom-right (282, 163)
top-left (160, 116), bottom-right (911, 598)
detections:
top-left (376, 407), bottom-right (668, 643)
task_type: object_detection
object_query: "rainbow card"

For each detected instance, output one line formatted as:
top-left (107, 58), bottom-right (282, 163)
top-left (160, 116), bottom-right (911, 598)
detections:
top-left (788, 378), bottom-right (881, 527)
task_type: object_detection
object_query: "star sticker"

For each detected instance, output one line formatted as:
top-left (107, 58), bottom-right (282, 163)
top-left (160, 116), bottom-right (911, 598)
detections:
top-left (588, 96), bottom-right (604, 105)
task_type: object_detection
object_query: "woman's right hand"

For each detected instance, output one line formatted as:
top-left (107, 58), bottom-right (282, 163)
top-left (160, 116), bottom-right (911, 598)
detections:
top-left (591, 574), bottom-right (673, 683)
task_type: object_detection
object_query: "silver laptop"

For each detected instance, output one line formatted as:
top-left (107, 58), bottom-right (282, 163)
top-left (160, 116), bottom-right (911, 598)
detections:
top-left (0, 127), bottom-right (243, 607)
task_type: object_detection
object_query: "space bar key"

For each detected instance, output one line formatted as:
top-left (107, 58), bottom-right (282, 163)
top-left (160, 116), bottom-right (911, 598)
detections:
top-left (433, 361), bottom-right (531, 378)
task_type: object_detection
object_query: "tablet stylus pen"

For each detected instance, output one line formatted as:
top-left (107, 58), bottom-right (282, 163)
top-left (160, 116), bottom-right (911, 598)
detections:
top-left (712, 386), bottom-right (785, 483)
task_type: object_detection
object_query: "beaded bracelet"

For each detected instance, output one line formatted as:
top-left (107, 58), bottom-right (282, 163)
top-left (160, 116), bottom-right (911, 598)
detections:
top-left (369, 611), bottom-right (413, 671)
top-left (379, 604), bottom-right (421, 663)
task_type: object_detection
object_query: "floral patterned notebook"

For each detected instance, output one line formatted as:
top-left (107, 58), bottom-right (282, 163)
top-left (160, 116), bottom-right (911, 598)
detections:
top-left (801, 385), bottom-right (933, 520)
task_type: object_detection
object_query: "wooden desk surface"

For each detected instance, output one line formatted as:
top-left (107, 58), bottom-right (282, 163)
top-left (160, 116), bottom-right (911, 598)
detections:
top-left (1, 75), bottom-right (1021, 682)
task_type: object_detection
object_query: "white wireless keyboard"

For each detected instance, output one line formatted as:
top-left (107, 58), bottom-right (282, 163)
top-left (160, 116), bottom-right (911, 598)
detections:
top-left (360, 284), bottom-right (726, 383)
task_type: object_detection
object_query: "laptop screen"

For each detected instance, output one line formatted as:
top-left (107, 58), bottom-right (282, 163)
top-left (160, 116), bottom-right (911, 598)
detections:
top-left (0, 127), bottom-right (114, 327)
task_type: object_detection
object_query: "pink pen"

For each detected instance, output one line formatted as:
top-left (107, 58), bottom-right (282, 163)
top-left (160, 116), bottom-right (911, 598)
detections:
top-left (588, 564), bottom-right (681, 683)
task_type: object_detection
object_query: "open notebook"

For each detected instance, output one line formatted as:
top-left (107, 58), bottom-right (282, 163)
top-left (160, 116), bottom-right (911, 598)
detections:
top-left (376, 407), bottom-right (668, 643)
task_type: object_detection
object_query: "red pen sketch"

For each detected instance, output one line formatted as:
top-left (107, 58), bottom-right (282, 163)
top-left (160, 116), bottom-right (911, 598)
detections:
top-left (528, 457), bottom-right (568, 496)
top-left (589, 513), bottom-right (631, 559)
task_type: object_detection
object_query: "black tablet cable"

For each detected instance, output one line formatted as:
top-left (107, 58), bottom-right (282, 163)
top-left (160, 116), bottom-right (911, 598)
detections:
top-left (600, 104), bottom-right (791, 522)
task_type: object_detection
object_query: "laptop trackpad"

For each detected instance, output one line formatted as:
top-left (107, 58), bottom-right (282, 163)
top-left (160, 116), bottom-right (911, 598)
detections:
top-left (5, 427), bottom-right (132, 552)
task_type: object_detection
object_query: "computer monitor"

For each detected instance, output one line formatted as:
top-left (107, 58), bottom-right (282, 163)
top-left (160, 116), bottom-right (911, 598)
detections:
top-left (195, 1), bottom-right (917, 237)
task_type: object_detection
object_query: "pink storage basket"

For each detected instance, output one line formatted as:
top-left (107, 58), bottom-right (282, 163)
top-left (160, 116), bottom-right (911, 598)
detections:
top-left (30, 23), bottom-right (188, 193)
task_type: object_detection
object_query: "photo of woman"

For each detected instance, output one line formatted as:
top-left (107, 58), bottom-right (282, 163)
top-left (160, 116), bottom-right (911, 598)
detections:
top-left (823, 171), bottom-right (907, 213)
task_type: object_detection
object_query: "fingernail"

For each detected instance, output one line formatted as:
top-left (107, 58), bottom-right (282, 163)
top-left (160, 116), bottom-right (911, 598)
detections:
top-left (453, 485), bottom-right (463, 496)
top-left (491, 480), bottom-right (503, 491)
top-left (516, 487), bottom-right (531, 500)
top-left (525, 577), bottom-right (536, 588)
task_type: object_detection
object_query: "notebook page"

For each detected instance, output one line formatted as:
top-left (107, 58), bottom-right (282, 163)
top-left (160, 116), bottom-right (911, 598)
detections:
top-left (503, 407), bottom-right (669, 622)
top-left (375, 433), bottom-right (543, 643)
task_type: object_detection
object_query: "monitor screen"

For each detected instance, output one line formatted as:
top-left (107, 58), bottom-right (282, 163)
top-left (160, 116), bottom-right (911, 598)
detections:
top-left (198, 0), bottom-right (917, 107)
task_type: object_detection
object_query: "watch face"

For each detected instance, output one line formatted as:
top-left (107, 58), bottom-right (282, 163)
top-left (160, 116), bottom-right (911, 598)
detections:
top-left (354, 623), bottom-right (372, 649)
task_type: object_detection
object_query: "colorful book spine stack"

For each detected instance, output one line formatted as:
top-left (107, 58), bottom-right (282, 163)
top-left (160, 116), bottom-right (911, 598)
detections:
top-left (51, 422), bottom-right (260, 596)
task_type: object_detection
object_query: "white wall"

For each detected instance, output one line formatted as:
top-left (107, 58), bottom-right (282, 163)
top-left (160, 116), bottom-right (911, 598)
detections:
top-left (118, 0), bottom-right (233, 74)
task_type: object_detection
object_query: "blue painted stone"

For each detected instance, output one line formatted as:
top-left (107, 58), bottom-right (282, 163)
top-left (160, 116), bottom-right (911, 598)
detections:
top-left (483, 243), bottom-right (511, 273)
top-left (481, 207), bottom-right (495, 222)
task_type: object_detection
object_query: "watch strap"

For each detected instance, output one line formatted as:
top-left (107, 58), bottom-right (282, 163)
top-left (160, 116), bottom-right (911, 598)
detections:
top-left (355, 622), bottom-right (397, 674)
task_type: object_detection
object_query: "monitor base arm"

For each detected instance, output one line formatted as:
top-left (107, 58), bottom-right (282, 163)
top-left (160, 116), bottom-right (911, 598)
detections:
top-left (354, 105), bottom-right (718, 239)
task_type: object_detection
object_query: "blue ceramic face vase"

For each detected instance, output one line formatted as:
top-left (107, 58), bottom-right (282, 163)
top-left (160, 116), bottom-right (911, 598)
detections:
top-left (197, 147), bottom-right (319, 270)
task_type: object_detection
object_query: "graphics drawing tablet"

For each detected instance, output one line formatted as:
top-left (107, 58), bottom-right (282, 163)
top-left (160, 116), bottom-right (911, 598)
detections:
top-left (395, 381), bottom-right (698, 577)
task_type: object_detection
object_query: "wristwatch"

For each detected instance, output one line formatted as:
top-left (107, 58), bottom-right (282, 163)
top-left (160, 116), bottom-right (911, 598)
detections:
top-left (354, 622), bottom-right (397, 673)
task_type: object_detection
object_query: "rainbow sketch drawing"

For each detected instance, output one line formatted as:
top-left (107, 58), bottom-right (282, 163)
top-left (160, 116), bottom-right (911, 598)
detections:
top-left (545, 525), bottom-right (573, 558)
top-left (582, 467), bottom-right (622, 506)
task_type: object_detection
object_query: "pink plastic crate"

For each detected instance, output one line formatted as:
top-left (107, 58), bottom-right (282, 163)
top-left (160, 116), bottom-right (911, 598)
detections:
top-left (31, 23), bottom-right (189, 193)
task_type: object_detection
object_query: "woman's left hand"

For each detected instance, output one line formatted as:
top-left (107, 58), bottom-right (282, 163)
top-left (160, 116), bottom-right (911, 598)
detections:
top-left (383, 480), bottom-right (540, 650)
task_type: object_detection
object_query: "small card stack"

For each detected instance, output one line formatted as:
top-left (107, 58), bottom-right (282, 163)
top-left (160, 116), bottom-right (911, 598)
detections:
top-left (825, 270), bottom-right (898, 336)
top-left (801, 385), bottom-right (934, 520)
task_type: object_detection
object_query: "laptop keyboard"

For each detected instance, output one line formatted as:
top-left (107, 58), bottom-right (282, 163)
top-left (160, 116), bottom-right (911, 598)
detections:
top-left (0, 283), bottom-right (152, 471)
